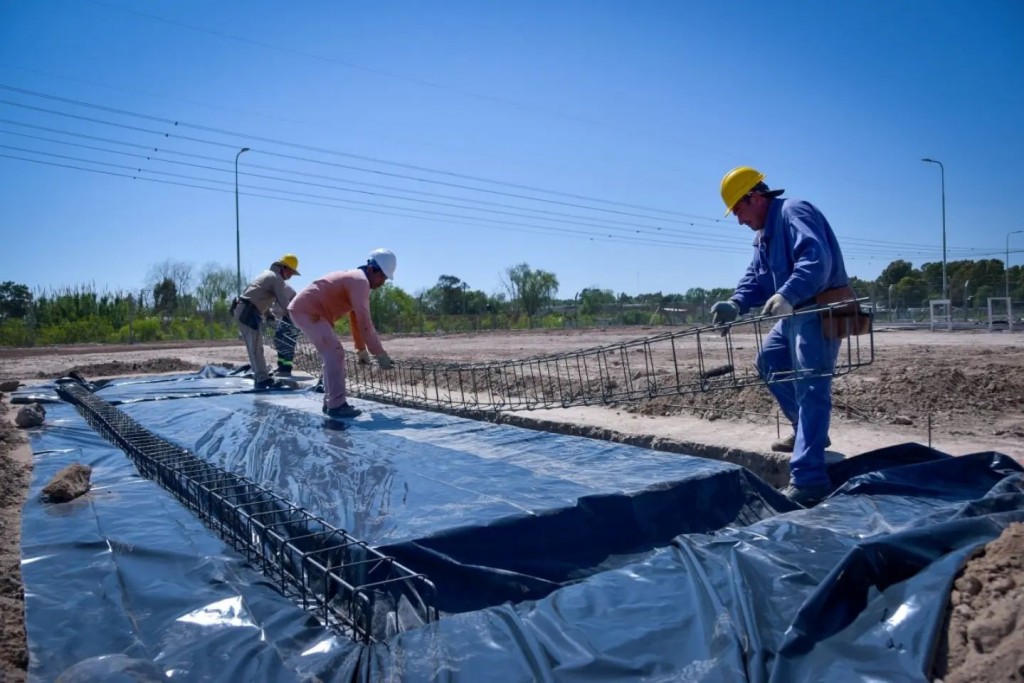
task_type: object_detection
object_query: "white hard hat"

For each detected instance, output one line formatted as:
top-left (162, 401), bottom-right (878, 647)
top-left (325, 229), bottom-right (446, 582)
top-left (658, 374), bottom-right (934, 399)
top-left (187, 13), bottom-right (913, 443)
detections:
top-left (368, 248), bottom-right (397, 279)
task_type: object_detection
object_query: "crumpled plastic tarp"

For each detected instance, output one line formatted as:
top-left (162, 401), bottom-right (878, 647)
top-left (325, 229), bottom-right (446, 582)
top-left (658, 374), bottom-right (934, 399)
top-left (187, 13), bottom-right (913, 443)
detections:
top-left (17, 368), bottom-right (1024, 682)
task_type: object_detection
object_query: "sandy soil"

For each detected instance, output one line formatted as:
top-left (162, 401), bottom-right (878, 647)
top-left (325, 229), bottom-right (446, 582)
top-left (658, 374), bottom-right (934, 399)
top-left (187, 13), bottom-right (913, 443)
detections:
top-left (1, 327), bottom-right (1022, 681)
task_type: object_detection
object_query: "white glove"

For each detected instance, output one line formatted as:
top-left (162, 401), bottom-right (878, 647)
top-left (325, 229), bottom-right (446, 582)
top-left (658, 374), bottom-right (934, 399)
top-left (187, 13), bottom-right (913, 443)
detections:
top-left (356, 349), bottom-right (371, 365)
top-left (376, 352), bottom-right (394, 370)
top-left (762, 293), bottom-right (794, 317)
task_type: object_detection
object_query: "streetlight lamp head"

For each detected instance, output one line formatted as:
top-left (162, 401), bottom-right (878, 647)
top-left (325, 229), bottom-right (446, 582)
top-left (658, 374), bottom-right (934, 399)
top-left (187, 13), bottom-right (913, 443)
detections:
top-left (241, 147), bottom-right (250, 153)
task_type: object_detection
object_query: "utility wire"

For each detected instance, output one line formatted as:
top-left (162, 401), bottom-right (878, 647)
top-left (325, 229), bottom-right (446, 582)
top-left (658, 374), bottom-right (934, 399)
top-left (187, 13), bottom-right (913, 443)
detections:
top-left (0, 126), bottom-right (751, 246)
top-left (1, 150), bottom-right (757, 254)
top-left (1, 84), bottom-right (704, 219)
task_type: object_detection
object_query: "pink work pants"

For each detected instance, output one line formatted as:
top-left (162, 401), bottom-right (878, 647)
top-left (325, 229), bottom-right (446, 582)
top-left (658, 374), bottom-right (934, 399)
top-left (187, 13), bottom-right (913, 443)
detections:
top-left (290, 311), bottom-right (347, 409)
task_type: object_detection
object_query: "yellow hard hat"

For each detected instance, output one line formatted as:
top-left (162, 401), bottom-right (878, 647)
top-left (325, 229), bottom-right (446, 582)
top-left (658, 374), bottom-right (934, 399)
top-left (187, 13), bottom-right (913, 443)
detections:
top-left (720, 166), bottom-right (765, 216)
top-left (275, 254), bottom-right (300, 275)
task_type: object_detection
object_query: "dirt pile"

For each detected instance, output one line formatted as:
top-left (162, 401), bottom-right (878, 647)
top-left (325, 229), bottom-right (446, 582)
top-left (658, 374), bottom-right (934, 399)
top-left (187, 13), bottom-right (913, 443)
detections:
top-left (934, 522), bottom-right (1024, 682)
top-left (35, 357), bottom-right (201, 379)
top-left (630, 346), bottom-right (1024, 440)
top-left (0, 398), bottom-right (30, 683)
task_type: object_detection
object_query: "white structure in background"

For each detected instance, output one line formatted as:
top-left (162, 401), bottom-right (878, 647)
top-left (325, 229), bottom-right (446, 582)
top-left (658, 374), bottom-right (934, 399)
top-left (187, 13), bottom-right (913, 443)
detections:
top-left (929, 299), bottom-right (952, 331)
top-left (987, 297), bottom-right (1013, 332)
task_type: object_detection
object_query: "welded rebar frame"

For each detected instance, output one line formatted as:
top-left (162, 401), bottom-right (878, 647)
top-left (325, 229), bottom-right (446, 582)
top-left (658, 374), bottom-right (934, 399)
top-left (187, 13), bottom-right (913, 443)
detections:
top-left (54, 380), bottom-right (438, 643)
top-left (268, 301), bottom-right (875, 413)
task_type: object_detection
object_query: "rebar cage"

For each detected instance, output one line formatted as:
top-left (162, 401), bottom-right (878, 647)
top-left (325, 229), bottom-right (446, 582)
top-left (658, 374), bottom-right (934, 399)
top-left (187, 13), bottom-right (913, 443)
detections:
top-left (269, 301), bottom-right (875, 413)
top-left (54, 379), bottom-right (438, 643)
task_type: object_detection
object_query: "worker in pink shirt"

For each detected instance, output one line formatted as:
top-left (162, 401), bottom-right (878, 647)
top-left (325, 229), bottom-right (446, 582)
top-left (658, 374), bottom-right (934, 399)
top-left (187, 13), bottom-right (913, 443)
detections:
top-left (288, 249), bottom-right (396, 419)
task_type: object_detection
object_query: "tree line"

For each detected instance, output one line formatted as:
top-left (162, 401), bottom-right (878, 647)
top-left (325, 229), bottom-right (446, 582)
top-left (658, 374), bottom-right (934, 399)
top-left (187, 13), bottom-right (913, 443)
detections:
top-left (1, 257), bottom-right (1021, 346)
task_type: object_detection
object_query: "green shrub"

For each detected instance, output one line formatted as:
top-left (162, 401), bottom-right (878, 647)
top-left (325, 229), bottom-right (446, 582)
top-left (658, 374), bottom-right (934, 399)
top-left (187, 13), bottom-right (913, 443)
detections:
top-left (0, 319), bottom-right (32, 346)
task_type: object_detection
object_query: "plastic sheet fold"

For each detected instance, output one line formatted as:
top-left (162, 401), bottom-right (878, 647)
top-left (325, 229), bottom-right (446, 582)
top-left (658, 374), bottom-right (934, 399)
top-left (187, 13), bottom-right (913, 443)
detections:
top-left (19, 367), bottom-right (1024, 682)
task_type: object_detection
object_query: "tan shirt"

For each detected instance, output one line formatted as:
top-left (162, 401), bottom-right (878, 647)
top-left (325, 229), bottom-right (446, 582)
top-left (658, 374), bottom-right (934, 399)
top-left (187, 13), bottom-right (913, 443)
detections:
top-left (271, 283), bottom-right (297, 318)
top-left (240, 264), bottom-right (292, 315)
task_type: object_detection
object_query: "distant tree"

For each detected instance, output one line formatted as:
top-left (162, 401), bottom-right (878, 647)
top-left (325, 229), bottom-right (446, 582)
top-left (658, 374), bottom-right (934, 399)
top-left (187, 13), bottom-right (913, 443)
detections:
top-left (463, 289), bottom-right (489, 315)
top-left (634, 291), bottom-right (663, 306)
top-left (147, 260), bottom-right (194, 300)
top-left (878, 260), bottom-right (915, 287)
top-left (919, 261), bottom-right (946, 297)
top-left (195, 263), bottom-right (236, 311)
top-left (437, 274), bottom-right (468, 315)
top-left (894, 274), bottom-right (929, 309)
top-left (848, 276), bottom-right (875, 302)
top-left (501, 263), bottom-right (559, 317)
top-left (153, 278), bottom-right (177, 315)
top-left (0, 281), bottom-right (32, 319)
top-left (369, 283), bottom-right (417, 332)
top-left (578, 287), bottom-right (615, 316)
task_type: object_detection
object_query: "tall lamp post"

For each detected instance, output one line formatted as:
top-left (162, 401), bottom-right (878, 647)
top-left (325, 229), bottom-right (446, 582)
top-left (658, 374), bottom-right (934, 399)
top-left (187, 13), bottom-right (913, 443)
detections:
top-left (1007, 230), bottom-right (1024, 299)
top-left (234, 147), bottom-right (251, 296)
top-left (921, 158), bottom-right (948, 301)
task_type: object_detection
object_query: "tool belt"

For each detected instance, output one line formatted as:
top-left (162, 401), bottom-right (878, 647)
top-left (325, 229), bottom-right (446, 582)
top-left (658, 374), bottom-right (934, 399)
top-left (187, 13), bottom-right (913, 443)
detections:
top-left (231, 297), bottom-right (262, 331)
top-left (814, 285), bottom-right (872, 339)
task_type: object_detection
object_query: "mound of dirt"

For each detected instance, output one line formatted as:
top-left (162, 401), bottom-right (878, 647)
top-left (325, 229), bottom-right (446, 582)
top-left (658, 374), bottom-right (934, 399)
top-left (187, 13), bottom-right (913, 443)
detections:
top-left (933, 522), bottom-right (1024, 682)
top-left (35, 357), bottom-right (200, 380)
top-left (0, 399), bottom-right (30, 683)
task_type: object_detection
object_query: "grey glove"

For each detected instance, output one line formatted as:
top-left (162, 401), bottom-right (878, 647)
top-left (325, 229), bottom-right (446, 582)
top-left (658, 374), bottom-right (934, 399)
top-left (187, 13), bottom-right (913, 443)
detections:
top-left (356, 349), bottom-right (371, 365)
top-left (761, 293), bottom-right (794, 317)
top-left (264, 311), bottom-right (277, 324)
top-left (710, 301), bottom-right (739, 325)
top-left (376, 352), bottom-right (394, 370)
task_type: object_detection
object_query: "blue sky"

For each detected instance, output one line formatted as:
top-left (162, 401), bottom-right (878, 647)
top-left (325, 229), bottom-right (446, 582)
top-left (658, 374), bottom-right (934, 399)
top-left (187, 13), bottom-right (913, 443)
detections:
top-left (2, 0), bottom-right (1022, 300)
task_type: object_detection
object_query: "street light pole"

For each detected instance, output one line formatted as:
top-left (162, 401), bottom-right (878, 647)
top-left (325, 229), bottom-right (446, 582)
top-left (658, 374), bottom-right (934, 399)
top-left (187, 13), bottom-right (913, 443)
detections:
top-left (1008, 230), bottom-right (1024, 298)
top-left (921, 158), bottom-right (947, 301)
top-left (234, 147), bottom-right (251, 296)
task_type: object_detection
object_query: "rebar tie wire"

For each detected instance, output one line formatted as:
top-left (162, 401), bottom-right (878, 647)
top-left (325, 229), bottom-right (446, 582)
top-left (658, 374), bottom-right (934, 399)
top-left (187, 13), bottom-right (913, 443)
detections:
top-left (54, 378), bottom-right (438, 644)
top-left (266, 301), bottom-right (874, 413)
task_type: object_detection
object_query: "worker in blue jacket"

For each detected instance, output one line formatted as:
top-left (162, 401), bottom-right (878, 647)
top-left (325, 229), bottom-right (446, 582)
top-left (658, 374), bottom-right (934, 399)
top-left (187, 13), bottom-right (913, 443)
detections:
top-left (711, 166), bottom-right (850, 507)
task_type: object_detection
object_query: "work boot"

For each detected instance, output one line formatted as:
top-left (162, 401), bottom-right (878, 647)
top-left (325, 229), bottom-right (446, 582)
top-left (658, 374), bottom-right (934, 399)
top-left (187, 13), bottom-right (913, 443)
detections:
top-left (276, 365), bottom-right (293, 378)
top-left (253, 378), bottom-right (275, 391)
top-left (770, 433), bottom-right (831, 453)
top-left (325, 403), bottom-right (362, 419)
top-left (781, 483), bottom-right (831, 507)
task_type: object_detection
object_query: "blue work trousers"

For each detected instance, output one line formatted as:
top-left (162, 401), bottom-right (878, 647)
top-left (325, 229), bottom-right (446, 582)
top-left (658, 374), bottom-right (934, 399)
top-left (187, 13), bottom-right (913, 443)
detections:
top-left (756, 314), bottom-right (840, 488)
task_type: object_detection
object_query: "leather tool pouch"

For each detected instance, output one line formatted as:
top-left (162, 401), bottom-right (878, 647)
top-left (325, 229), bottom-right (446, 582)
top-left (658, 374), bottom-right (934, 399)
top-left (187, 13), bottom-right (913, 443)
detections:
top-left (233, 297), bottom-right (262, 331)
top-left (815, 285), bottom-right (872, 339)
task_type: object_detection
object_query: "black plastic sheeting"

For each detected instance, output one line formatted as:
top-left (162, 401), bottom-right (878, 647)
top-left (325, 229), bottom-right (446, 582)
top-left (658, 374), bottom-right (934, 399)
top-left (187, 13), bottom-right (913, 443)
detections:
top-left (17, 368), bottom-right (1024, 682)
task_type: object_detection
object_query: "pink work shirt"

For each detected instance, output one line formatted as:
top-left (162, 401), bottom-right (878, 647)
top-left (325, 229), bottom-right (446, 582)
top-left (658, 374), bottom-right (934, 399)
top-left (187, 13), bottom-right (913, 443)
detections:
top-left (288, 269), bottom-right (385, 355)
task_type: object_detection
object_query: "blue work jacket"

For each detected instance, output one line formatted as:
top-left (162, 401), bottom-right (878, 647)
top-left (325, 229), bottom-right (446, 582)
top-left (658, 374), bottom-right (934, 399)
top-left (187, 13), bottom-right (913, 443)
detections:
top-left (730, 197), bottom-right (849, 313)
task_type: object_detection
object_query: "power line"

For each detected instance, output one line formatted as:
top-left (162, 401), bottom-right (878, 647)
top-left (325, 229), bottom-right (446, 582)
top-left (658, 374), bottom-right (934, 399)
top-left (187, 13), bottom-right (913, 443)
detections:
top-left (1, 150), bottom-right (757, 254)
top-left (0, 130), bottom-right (753, 248)
top-left (2, 85), bottom-right (1008, 268)
top-left (0, 84), bottom-right (704, 219)
top-left (2, 94), bottom-right (996, 259)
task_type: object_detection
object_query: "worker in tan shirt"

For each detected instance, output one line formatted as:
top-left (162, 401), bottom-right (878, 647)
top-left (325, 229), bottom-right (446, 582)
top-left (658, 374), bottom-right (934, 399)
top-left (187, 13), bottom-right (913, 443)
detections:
top-left (288, 249), bottom-right (396, 419)
top-left (231, 254), bottom-right (300, 390)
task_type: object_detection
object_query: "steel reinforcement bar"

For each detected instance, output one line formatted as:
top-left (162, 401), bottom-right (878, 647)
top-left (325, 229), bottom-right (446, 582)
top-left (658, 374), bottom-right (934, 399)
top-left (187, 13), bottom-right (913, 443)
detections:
top-left (269, 302), bottom-right (875, 413)
top-left (54, 379), bottom-right (438, 643)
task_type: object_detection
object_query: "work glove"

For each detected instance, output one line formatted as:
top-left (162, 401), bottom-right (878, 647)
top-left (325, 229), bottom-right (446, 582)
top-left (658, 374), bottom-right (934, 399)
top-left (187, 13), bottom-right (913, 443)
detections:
top-left (264, 311), bottom-right (277, 324)
top-left (761, 293), bottom-right (794, 317)
top-left (710, 301), bottom-right (739, 326)
top-left (376, 352), bottom-right (395, 370)
top-left (356, 349), bottom-right (371, 365)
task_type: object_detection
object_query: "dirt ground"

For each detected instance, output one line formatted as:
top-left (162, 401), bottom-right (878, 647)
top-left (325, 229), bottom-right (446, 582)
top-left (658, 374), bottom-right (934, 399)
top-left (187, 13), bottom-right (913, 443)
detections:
top-left (0, 328), bottom-right (1022, 681)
